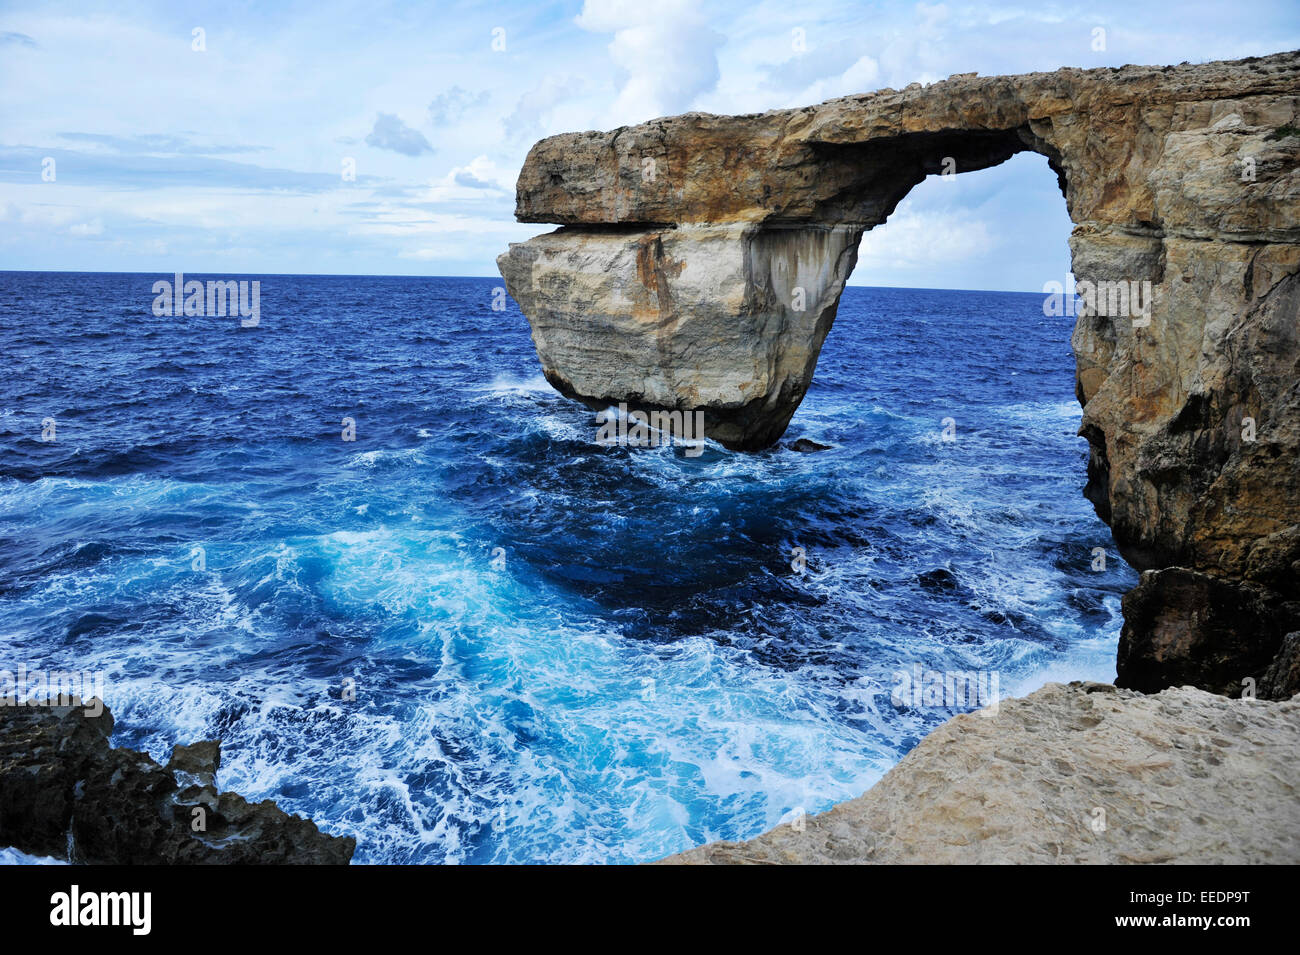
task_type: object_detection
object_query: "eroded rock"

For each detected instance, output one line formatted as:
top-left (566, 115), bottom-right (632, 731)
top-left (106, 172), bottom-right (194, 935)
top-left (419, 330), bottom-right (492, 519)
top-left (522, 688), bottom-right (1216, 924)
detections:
top-left (1260, 631), bottom-right (1300, 700)
top-left (499, 52), bottom-right (1300, 694)
top-left (0, 699), bottom-right (354, 865)
top-left (789, 437), bottom-right (833, 452)
top-left (1117, 567), bottom-right (1300, 695)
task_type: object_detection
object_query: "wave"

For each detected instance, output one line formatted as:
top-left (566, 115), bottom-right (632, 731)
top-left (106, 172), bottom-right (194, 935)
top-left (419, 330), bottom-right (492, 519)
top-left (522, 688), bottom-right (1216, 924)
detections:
top-left (0, 274), bottom-right (1136, 863)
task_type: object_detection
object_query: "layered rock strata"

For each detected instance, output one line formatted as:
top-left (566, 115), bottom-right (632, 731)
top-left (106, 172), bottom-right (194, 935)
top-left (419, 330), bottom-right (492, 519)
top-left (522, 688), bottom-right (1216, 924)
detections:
top-left (499, 53), bottom-right (1300, 694)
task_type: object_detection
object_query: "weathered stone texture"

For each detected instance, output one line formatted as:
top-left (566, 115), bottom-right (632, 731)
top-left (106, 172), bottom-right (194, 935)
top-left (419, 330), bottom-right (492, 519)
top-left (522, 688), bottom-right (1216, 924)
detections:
top-left (660, 682), bottom-right (1300, 864)
top-left (0, 700), bottom-right (354, 864)
top-left (500, 52), bottom-right (1300, 694)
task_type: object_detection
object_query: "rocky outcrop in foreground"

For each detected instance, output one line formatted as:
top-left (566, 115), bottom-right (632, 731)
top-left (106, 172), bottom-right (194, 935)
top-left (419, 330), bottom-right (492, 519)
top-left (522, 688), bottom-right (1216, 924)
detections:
top-left (662, 682), bottom-right (1300, 864)
top-left (0, 700), bottom-right (354, 864)
top-left (500, 52), bottom-right (1300, 696)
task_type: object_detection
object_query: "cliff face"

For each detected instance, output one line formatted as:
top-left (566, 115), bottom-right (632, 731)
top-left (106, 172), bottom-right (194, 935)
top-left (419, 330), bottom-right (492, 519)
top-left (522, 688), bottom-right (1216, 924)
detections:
top-left (498, 52), bottom-right (1300, 695)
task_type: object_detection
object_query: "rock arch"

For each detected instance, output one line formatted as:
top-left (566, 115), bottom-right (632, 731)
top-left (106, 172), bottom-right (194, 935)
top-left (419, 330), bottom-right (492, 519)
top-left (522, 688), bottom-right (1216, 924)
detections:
top-left (498, 52), bottom-right (1300, 693)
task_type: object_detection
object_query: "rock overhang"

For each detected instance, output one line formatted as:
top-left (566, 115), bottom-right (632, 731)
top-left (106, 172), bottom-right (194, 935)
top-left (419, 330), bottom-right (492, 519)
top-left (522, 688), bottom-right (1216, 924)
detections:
top-left (498, 51), bottom-right (1300, 694)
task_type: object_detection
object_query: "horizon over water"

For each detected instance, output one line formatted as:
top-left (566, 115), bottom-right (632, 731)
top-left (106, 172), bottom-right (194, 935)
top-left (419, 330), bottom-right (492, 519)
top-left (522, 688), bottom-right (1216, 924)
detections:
top-left (2, 267), bottom-right (1056, 296)
top-left (0, 270), bottom-right (1135, 864)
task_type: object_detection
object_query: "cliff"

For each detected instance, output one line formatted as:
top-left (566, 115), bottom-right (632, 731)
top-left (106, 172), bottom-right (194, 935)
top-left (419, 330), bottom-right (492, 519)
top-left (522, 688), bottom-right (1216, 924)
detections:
top-left (499, 51), bottom-right (1300, 696)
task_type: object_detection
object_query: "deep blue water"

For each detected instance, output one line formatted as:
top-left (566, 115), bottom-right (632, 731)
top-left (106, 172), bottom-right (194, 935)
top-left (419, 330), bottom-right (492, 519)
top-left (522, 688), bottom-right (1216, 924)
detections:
top-left (0, 271), bottom-right (1134, 863)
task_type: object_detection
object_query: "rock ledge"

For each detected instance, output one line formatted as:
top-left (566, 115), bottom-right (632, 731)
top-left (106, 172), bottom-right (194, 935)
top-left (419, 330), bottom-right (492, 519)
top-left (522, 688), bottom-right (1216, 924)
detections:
top-left (660, 682), bottom-right (1300, 864)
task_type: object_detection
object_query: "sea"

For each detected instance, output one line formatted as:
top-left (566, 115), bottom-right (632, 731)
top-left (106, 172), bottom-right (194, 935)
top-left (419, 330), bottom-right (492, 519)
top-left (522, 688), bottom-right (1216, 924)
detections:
top-left (0, 271), bottom-right (1134, 863)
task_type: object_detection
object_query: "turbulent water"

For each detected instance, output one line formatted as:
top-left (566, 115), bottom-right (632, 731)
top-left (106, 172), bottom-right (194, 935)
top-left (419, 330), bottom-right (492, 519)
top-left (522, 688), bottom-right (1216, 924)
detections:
top-left (0, 271), bottom-right (1134, 864)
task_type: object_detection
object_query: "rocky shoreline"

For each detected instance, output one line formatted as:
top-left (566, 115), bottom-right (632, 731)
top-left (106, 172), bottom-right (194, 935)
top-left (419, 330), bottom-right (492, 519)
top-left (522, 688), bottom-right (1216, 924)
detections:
top-left (661, 681), bottom-right (1300, 864)
top-left (499, 52), bottom-right (1300, 865)
top-left (0, 699), bottom-right (353, 865)
top-left (4, 54), bottom-right (1296, 867)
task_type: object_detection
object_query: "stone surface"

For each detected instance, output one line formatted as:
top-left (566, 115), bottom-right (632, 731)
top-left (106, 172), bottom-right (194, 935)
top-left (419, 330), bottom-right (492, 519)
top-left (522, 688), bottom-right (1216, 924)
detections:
top-left (789, 437), bottom-right (833, 453)
top-left (1117, 567), bottom-right (1300, 695)
top-left (501, 222), bottom-right (861, 449)
top-left (660, 682), bottom-right (1300, 864)
top-left (1260, 631), bottom-right (1300, 700)
top-left (0, 699), bottom-right (354, 864)
top-left (500, 52), bottom-right (1300, 694)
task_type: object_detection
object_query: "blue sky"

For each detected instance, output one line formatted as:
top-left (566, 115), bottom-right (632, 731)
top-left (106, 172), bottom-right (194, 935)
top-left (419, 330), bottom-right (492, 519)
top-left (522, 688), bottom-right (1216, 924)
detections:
top-left (1, 0), bottom-right (1296, 290)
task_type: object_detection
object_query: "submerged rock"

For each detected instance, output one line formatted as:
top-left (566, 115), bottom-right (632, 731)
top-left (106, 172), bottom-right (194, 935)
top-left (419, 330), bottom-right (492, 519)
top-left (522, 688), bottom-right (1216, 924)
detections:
top-left (499, 52), bottom-right (1300, 695)
top-left (916, 567), bottom-right (960, 592)
top-left (660, 681), bottom-right (1300, 864)
top-left (0, 699), bottom-right (354, 864)
top-left (788, 438), bottom-right (833, 453)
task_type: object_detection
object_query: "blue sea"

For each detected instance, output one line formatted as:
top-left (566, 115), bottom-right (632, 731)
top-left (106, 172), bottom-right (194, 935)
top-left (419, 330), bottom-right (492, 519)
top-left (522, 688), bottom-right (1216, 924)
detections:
top-left (0, 271), bottom-right (1134, 864)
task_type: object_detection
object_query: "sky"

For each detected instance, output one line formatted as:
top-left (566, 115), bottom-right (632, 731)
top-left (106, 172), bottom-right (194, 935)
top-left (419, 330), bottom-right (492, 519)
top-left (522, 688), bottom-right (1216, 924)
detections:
top-left (1, 0), bottom-right (1296, 291)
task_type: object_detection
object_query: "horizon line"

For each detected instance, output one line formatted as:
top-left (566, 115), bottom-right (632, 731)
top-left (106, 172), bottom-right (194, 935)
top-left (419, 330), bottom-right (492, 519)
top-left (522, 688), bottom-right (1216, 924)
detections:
top-left (0, 268), bottom-right (1050, 296)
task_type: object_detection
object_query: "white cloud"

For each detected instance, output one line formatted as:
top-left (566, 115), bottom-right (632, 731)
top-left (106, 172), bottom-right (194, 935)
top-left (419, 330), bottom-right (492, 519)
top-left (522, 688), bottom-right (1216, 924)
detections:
top-left (503, 74), bottom-right (584, 142)
top-left (428, 86), bottom-right (490, 127)
top-left (576, 0), bottom-right (724, 124)
top-left (424, 156), bottom-right (514, 201)
top-left (855, 202), bottom-right (993, 273)
top-left (794, 54), bottom-right (882, 103)
top-left (365, 113), bottom-right (434, 156)
top-left (3, 0), bottom-right (1297, 278)
top-left (450, 156), bottom-right (508, 191)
